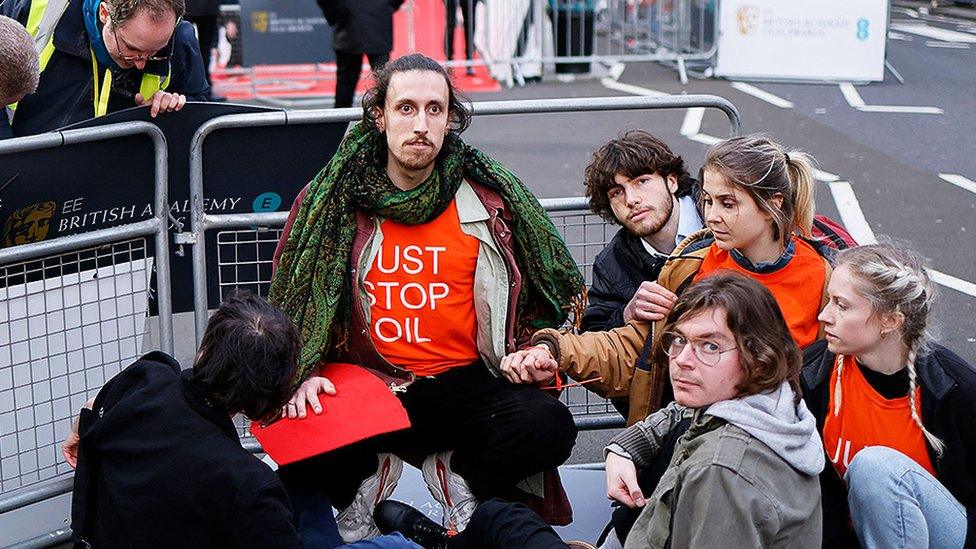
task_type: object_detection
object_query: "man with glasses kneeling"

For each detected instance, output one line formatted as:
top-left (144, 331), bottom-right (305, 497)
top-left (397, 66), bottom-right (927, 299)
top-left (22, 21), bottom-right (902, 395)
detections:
top-left (0, 0), bottom-right (209, 138)
top-left (373, 273), bottom-right (826, 549)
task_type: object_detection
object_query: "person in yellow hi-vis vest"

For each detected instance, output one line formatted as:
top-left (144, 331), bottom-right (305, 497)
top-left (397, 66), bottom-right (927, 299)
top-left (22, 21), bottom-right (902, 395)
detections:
top-left (0, 0), bottom-right (209, 138)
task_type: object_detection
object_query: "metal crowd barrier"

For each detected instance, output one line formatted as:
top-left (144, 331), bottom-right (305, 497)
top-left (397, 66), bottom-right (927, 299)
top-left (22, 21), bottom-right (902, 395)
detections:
top-left (188, 94), bottom-right (740, 439)
top-left (0, 122), bottom-right (174, 547)
top-left (213, 0), bottom-right (716, 99)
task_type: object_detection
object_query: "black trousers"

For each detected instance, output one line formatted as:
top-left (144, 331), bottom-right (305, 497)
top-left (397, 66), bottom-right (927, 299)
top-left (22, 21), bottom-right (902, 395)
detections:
top-left (449, 499), bottom-right (568, 548)
top-left (186, 15), bottom-right (217, 88)
top-left (334, 50), bottom-right (389, 108)
top-left (278, 363), bottom-right (578, 509)
top-left (445, 0), bottom-right (478, 61)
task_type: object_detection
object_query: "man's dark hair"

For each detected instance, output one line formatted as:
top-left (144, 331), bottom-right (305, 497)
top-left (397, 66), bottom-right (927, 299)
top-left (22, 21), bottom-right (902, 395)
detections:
top-left (584, 130), bottom-right (694, 223)
top-left (652, 272), bottom-right (803, 403)
top-left (192, 290), bottom-right (300, 421)
top-left (361, 53), bottom-right (473, 134)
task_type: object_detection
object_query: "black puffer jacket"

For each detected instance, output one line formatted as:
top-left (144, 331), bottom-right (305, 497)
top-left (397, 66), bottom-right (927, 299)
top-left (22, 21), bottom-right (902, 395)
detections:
top-left (802, 340), bottom-right (976, 548)
top-left (317, 0), bottom-right (405, 54)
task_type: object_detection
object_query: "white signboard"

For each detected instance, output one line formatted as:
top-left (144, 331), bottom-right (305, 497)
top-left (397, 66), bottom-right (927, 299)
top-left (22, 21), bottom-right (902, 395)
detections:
top-left (715, 0), bottom-right (888, 82)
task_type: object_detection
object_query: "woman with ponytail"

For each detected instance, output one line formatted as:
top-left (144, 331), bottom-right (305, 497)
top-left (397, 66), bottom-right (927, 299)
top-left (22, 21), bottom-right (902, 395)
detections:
top-left (507, 134), bottom-right (833, 426)
top-left (802, 242), bottom-right (976, 547)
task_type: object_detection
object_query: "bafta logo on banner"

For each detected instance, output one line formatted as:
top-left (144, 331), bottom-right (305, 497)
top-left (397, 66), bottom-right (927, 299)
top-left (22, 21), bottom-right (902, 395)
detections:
top-left (736, 5), bottom-right (760, 36)
top-left (251, 11), bottom-right (269, 33)
top-left (4, 201), bottom-right (56, 246)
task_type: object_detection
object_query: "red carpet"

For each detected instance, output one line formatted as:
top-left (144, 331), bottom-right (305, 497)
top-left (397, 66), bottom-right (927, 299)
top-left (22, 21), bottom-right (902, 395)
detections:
top-left (214, 0), bottom-right (501, 101)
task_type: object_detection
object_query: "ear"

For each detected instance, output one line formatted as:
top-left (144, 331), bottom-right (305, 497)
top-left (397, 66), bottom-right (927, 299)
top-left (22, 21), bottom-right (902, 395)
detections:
top-left (769, 192), bottom-right (784, 211)
top-left (666, 174), bottom-right (679, 194)
top-left (98, 1), bottom-right (110, 25)
top-left (373, 107), bottom-right (385, 133)
top-left (882, 311), bottom-right (905, 335)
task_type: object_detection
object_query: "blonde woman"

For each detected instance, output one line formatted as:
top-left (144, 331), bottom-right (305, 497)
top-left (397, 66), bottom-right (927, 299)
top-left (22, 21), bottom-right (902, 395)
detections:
top-left (803, 243), bottom-right (976, 547)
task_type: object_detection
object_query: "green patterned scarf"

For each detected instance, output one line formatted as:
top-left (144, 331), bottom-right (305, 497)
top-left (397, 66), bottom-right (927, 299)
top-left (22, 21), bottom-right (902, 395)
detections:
top-left (270, 122), bottom-right (584, 384)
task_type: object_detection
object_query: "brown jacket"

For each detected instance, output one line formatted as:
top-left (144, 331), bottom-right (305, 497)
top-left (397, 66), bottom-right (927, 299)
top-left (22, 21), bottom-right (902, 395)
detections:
top-left (532, 230), bottom-right (830, 425)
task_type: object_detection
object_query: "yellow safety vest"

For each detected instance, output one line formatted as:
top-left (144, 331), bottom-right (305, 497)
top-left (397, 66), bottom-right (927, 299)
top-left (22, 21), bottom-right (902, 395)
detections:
top-left (9, 0), bottom-right (172, 119)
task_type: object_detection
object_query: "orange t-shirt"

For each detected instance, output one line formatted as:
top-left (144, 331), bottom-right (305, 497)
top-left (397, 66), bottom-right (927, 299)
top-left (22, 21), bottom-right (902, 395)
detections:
top-left (693, 239), bottom-right (826, 347)
top-left (365, 199), bottom-right (480, 377)
top-left (822, 356), bottom-right (936, 477)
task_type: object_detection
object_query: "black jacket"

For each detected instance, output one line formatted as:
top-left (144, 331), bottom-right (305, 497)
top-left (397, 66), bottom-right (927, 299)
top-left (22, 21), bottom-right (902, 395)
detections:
top-left (71, 352), bottom-right (299, 549)
top-left (0, 0), bottom-right (210, 138)
top-left (580, 227), bottom-right (669, 332)
top-left (581, 183), bottom-right (703, 333)
top-left (318, 0), bottom-right (404, 54)
top-left (802, 340), bottom-right (976, 548)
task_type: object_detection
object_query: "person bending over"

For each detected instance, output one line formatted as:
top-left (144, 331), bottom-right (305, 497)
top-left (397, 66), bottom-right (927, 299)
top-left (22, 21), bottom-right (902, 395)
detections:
top-left (62, 291), bottom-right (301, 548)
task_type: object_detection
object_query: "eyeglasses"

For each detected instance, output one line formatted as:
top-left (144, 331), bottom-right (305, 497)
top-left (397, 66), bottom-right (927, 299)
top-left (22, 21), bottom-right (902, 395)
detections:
top-left (111, 22), bottom-right (170, 62)
top-left (664, 334), bottom-right (737, 366)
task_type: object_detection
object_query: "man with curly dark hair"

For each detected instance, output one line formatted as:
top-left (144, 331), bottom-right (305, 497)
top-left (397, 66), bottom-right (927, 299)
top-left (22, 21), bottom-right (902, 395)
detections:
top-left (270, 53), bottom-right (584, 546)
top-left (581, 130), bottom-right (703, 334)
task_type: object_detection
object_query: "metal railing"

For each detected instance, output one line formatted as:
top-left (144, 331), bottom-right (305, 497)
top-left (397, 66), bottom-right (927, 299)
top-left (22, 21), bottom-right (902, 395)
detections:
top-left (0, 123), bottom-right (173, 546)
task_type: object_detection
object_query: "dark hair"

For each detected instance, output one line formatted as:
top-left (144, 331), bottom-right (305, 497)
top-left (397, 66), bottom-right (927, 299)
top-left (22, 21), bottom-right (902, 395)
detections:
top-left (108, 0), bottom-right (186, 25)
top-left (653, 272), bottom-right (803, 402)
top-left (192, 290), bottom-right (301, 421)
top-left (584, 130), bottom-right (694, 223)
top-left (361, 53), bottom-right (473, 134)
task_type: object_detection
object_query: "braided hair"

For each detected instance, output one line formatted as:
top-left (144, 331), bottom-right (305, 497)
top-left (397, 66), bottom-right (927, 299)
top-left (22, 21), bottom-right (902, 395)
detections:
top-left (831, 243), bottom-right (944, 455)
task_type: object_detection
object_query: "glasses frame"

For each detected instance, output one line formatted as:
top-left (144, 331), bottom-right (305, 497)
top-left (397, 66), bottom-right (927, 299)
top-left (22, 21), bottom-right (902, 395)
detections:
top-left (109, 19), bottom-right (173, 63)
top-left (664, 333), bottom-right (738, 367)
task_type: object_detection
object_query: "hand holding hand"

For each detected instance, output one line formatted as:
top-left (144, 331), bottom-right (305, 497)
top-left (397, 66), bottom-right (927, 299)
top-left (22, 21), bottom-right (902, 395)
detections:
top-left (499, 345), bottom-right (558, 385)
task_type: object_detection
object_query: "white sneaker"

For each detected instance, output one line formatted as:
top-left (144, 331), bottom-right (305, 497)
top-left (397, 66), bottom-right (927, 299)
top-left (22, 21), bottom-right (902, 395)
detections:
top-left (421, 451), bottom-right (478, 532)
top-left (336, 453), bottom-right (403, 542)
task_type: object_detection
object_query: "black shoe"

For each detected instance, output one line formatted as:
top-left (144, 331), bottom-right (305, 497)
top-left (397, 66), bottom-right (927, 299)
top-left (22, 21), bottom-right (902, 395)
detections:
top-left (374, 500), bottom-right (453, 549)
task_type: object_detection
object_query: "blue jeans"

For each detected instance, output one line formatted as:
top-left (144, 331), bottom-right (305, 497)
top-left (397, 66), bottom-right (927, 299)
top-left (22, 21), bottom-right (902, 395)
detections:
top-left (343, 533), bottom-right (423, 548)
top-left (846, 446), bottom-right (967, 548)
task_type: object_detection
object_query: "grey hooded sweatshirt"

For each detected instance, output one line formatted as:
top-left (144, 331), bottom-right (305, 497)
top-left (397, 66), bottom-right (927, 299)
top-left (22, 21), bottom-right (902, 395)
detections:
top-left (611, 382), bottom-right (825, 549)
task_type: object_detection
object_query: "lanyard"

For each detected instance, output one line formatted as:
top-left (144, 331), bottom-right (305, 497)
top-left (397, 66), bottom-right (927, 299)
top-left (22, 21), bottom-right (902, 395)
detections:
top-left (90, 47), bottom-right (112, 117)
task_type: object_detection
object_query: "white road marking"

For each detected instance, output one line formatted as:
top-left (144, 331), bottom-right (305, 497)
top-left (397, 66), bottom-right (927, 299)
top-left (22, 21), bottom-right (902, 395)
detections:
top-left (939, 173), bottom-right (976, 195)
top-left (686, 133), bottom-right (722, 146)
top-left (814, 170), bottom-right (840, 183)
top-left (838, 83), bottom-right (943, 114)
top-left (599, 79), bottom-right (667, 97)
top-left (730, 82), bottom-right (794, 109)
top-left (925, 41), bottom-right (971, 49)
top-left (888, 32), bottom-right (913, 41)
top-left (680, 108), bottom-right (705, 136)
top-left (890, 23), bottom-right (976, 43)
top-left (829, 180), bottom-right (976, 298)
top-left (839, 83), bottom-right (866, 108)
top-left (829, 181), bottom-right (877, 244)
top-left (929, 270), bottom-right (976, 298)
top-left (857, 105), bottom-right (944, 114)
top-left (601, 79), bottom-right (723, 148)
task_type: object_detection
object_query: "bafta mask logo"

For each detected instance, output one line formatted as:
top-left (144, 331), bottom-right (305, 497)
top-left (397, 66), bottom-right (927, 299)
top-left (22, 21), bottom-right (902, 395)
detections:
top-left (737, 5), bottom-right (760, 36)
top-left (4, 201), bottom-right (56, 246)
top-left (251, 11), bottom-right (269, 33)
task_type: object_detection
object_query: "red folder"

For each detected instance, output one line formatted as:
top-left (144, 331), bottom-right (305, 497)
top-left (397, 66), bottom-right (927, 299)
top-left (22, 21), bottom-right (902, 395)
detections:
top-left (251, 362), bottom-right (411, 465)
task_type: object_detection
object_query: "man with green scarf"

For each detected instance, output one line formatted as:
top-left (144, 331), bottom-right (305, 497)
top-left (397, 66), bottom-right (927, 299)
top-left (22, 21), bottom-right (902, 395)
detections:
top-left (269, 54), bottom-right (585, 545)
